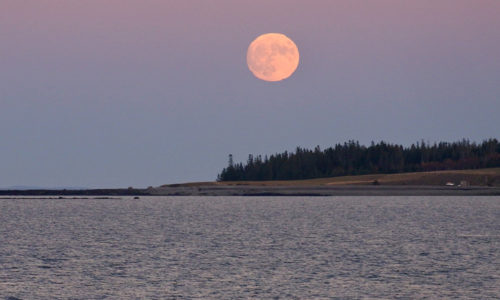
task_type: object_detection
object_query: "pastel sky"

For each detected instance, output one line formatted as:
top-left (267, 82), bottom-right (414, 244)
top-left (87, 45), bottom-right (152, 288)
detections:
top-left (1, 0), bottom-right (499, 188)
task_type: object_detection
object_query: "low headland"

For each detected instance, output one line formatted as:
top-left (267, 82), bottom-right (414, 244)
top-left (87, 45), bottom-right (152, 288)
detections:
top-left (3, 139), bottom-right (499, 197)
top-left (153, 168), bottom-right (500, 196)
top-left (2, 168), bottom-right (500, 197)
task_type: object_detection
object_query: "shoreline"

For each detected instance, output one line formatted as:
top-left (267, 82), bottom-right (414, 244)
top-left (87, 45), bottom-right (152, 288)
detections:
top-left (150, 184), bottom-right (500, 196)
top-left (1, 185), bottom-right (499, 197)
top-left (3, 168), bottom-right (499, 197)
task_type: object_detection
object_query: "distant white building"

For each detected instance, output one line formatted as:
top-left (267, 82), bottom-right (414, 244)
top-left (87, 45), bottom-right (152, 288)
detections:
top-left (459, 180), bottom-right (470, 187)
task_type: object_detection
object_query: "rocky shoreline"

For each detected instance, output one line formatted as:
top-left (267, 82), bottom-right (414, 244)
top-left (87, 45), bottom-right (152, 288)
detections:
top-left (1, 185), bottom-right (500, 197)
top-left (150, 184), bottom-right (500, 196)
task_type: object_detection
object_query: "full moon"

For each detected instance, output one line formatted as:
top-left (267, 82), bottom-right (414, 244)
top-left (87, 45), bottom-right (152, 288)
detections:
top-left (247, 33), bottom-right (300, 82)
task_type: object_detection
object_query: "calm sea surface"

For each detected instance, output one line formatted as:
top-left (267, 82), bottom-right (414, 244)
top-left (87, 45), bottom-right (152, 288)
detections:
top-left (1, 196), bottom-right (499, 299)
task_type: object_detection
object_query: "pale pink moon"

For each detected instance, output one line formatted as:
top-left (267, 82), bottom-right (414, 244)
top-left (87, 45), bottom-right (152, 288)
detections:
top-left (247, 33), bottom-right (300, 82)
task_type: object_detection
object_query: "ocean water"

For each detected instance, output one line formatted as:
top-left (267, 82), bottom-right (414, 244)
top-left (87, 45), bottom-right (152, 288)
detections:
top-left (0, 196), bottom-right (499, 299)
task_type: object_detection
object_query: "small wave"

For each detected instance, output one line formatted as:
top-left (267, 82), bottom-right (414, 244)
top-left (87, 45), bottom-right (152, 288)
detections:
top-left (457, 234), bottom-right (500, 238)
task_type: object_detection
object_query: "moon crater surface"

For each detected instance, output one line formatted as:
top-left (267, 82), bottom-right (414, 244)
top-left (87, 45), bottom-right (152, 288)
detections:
top-left (247, 33), bottom-right (300, 82)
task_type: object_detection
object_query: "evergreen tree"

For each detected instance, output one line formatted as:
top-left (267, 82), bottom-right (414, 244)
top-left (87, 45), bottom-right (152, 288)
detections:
top-left (217, 139), bottom-right (500, 181)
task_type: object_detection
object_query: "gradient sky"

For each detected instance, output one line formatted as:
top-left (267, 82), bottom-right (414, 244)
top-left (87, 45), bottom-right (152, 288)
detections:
top-left (1, 0), bottom-right (499, 188)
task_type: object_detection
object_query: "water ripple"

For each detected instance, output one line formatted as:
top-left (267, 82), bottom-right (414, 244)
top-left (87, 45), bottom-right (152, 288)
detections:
top-left (0, 196), bottom-right (499, 299)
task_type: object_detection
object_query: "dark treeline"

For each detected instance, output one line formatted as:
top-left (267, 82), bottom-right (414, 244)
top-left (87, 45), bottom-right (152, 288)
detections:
top-left (217, 139), bottom-right (500, 181)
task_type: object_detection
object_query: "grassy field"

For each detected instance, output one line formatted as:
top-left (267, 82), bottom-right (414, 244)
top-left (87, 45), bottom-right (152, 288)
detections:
top-left (166, 168), bottom-right (500, 187)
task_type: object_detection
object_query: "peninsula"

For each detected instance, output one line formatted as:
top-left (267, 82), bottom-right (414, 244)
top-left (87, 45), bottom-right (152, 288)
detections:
top-left (2, 168), bottom-right (499, 197)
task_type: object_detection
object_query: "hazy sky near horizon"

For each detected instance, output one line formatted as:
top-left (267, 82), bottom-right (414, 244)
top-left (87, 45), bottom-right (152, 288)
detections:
top-left (1, 0), bottom-right (499, 188)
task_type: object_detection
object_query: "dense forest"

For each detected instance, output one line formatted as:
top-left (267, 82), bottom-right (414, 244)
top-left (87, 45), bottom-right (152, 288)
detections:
top-left (217, 139), bottom-right (500, 181)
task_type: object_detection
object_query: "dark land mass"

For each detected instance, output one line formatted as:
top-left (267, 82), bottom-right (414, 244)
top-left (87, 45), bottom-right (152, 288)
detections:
top-left (0, 185), bottom-right (500, 199)
top-left (152, 185), bottom-right (500, 196)
top-left (0, 189), bottom-right (149, 197)
top-left (2, 186), bottom-right (499, 197)
top-left (2, 168), bottom-right (500, 197)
